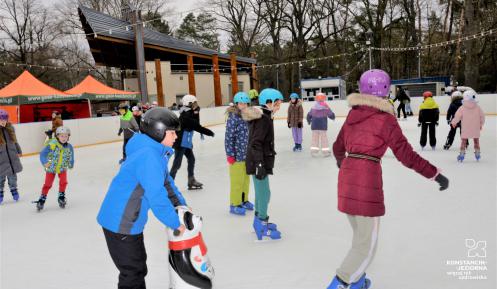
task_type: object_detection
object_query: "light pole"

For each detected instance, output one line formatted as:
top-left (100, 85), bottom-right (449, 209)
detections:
top-left (366, 29), bottom-right (373, 69)
top-left (417, 42), bottom-right (422, 79)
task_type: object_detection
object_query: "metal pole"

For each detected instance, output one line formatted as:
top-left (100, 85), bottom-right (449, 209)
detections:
top-left (276, 65), bottom-right (279, 90)
top-left (298, 61), bottom-right (302, 95)
top-left (369, 46), bottom-right (372, 70)
top-left (417, 46), bottom-right (421, 78)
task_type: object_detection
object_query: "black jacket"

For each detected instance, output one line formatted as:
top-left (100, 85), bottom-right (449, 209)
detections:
top-left (419, 108), bottom-right (440, 123)
top-left (447, 96), bottom-right (463, 122)
top-left (394, 89), bottom-right (410, 103)
top-left (242, 107), bottom-right (276, 175)
top-left (173, 107), bottom-right (214, 149)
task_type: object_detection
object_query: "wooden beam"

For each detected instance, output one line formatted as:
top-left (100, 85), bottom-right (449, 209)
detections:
top-left (230, 52), bottom-right (238, 101)
top-left (212, 54), bottom-right (222, 106)
top-left (250, 52), bottom-right (259, 91)
top-left (187, 54), bottom-right (196, 96)
top-left (155, 59), bottom-right (165, 107)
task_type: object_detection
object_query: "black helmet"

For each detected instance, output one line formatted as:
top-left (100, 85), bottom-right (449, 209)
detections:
top-left (140, 107), bottom-right (180, 142)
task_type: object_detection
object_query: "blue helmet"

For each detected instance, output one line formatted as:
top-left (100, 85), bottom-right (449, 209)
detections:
top-left (258, 88), bottom-right (284, 106)
top-left (290, 92), bottom-right (300, 99)
top-left (233, 92), bottom-right (250, 104)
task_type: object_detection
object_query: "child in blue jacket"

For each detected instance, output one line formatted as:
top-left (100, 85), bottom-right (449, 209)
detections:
top-left (97, 108), bottom-right (187, 289)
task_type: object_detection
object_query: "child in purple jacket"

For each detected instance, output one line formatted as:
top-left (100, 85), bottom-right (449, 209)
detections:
top-left (307, 93), bottom-right (335, 157)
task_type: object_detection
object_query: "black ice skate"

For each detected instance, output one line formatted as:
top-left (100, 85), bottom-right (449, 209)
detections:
top-left (33, 195), bottom-right (47, 212)
top-left (58, 192), bottom-right (66, 208)
top-left (188, 176), bottom-right (203, 190)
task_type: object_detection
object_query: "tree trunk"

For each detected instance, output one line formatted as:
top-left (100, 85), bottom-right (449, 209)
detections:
top-left (463, 0), bottom-right (480, 90)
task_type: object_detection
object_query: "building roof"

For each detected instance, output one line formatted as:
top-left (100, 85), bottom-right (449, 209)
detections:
top-left (0, 70), bottom-right (69, 97)
top-left (66, 75), bottom-right (137, 95)
top-left (78, 5), bottom-right (256, 65)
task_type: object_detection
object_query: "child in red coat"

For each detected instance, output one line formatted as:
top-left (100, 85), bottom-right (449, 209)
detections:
top-left (326, 69), bottom-right (449, 289)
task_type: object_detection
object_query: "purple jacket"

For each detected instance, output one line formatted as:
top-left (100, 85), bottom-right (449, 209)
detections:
top-left (306, 102), bottom-right (335, 130)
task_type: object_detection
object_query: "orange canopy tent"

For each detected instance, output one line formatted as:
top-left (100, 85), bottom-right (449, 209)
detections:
top-left (0, 71), bottom-right (90, 123)
top-left (65, 75), bottom-right (139, 116)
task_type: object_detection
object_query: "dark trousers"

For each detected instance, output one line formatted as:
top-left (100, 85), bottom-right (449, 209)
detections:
top-left (397, 103), bottom-right (406, 118)
top-left (420, 122), bottom-right (436, 147)
top-left (170, 147), bottom-right (195, 179)
top-left (103, 228), bottom-right (147, 289)
top-left (445, 124), bottom-right (461, 146)
top-left (122, 137), bottom-right (131, 160)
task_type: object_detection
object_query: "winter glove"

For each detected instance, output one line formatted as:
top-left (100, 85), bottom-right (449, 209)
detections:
top-left (435, 173), bottom-right (449, 191)
top-left (227, 156), bottom-right (236, 165)
top-left (204, 129), bottom-right (215, 137)
top-left (336, 160), bottom-right (341, 169)
top-left (447, 120), bottom-right (451, 125)
top-left (417, 123), bottom-right (421, 127)
top-left (298, 122), bottom-right (302, 129)
top-left (255, 163), bottom-right (267, 180)
top-left (436, 122), bottom-right (439, 126)
top-left (287, 122), bottom-right (291, 128)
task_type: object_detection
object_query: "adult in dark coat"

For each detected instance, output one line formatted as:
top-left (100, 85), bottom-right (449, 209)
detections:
top-left (393, 87), bottom-right (409, 119)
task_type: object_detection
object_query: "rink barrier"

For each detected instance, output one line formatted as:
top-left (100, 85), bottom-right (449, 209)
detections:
top-left (14, 94), bottom-right (497, 156)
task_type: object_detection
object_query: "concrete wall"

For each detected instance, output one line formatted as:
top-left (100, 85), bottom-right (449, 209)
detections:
top-left (14, 94), bottom-right (497, 155)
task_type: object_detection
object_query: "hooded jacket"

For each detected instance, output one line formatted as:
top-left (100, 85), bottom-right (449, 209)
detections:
top-left (287, 100), bottom-right (304, 128)
top-left (225, 106), bottom-right (249, 162)
top-left (0, 123), bottom-right (22, 176)
top-left (306, 102), bottom-right (335, 130)
top-left (451, 100), bottom-right (485, 139)
top-left (242, 106), bottom-right (276, 175)
top-left (418, 97), bottom-right (440, 123)
top-left (333, 93), bottom-right (438, 217)
top-left (447, 96), bottom-right (463, 123)
top-left (39, 138), bottom-right (74, 174)
top-left (119, 110), bottom-right (139, 139)
top-left (97, 134), bottom-right (186, 234)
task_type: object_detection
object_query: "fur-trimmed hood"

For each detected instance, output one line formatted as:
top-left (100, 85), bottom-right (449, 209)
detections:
top-left (225, 105), bottom-right (241, 116)
top-left (241, 106), bottom-right (263, 121)
top-left (0, 122), bottom-right (17, 145)
top-left (289, 99), bottom-right (303, 107)
top-left (347, 93), bottom-right (395, 115)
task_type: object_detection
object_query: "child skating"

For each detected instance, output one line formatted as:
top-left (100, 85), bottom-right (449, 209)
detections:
top-left (444, 91), bottom-right (464, 150)
top-left (0, 109), bottom-right (22, 204)
top-left (307, 92), bottom-right (335, 157)
top-left (328, 69), bottom-right (449, 289)
top-left (451, 90), bottom-right (485, 162)
top-left (242, 88), bottom-right (283, 240)
top-left (418, 91), bottom-right (440, 150)
top-left (287, 92), bottom-right (304, 152)
top-left (225, 92), bottom-right (253, 215)
top-left (35, 126), bottom-right (74, 211)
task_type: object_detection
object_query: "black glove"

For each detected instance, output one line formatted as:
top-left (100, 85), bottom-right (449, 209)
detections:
top-left (255, 163), bottom-right (267, 180)
top-left (336, 161), bottom-right (341, 169)
top-left (436, 122), bottom-right (439, 126)
top-left (297, 122), bottom-right (302, 129)
top-left (204, 129), bottom-right (215, 137)
top-left (287, 122), bottom-right (291, 128)
top-left (417, 123), bottom-right (421, 127)
top-left (447, 120), bottom-right (451, 125)
top-left (435, 173), bottom-right (449, 191)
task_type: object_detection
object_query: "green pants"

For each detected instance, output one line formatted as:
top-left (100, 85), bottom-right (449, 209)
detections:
top-left (229, 161), bottom-right (250, 206)
top-left (252, 175), bottom-right (271, 219)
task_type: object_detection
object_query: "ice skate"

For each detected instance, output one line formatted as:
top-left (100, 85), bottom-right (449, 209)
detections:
top-left (187, 176), bottom-right (203, 190)
top-left (58, 192), bottom-right (66, 208)
top-left (457, 152), bottom-right (465, 162)
top-left (33, 195), bottom-right (46, 211)
top-left (431, 146), bottom-right (436, 151)
top-left (11, 190), bottom-right (19, 201)
top-left (475, 151), bottom-right (481, 161)
top-left (443, 143), bottom-right (450, 150)
top-left (0, 192), bottom-right (3, 205)
top-left (253, 216), bottom-right (281, 241)
top-left (229, 205), bottom-right (246, 216)
top-left (242, 201), bottom-right (254, 211)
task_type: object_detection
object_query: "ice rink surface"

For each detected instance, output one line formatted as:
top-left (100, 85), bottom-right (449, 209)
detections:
top-left (1, 116), bottom-right (496, 289)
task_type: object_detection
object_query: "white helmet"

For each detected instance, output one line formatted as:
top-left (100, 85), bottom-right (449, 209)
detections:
top-left (182, 94), bottom-right (198, 107)
top-left (56, 126), bottom-right (71, 136)
top-left (451, 91), bottom-right (462, 98)
top-left (463, 90), bottom-right (477, 102)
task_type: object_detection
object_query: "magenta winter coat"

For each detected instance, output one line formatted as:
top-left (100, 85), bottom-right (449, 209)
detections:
top-left (451, 101), bottom-right (485, 139)
top-left (333, 94), bottom-right (439, 217)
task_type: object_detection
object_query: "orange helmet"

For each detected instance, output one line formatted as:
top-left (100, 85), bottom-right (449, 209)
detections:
top-left (423, 91), bottom-right (433, 99)
top-left (315, 92), bottom-right (327, 102)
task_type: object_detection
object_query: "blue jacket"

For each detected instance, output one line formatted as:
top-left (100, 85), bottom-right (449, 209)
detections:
top-left (97, 134), bottom-right (186, 235)
top-left (225, 107), bottom-right (249, 161)
top-left (306, 102), bottom-right (335, 130)
top-left (39, 139), bottom-right (74, 174)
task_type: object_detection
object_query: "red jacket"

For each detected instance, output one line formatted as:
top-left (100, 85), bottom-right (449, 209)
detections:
top-left (333, 93), bottom-right (438, 217)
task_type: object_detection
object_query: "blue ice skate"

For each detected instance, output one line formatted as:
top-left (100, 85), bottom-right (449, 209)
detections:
top-left (457, 152), bottom-right (465, 162)
top-left (253, 216), bottom-right (281, 240)
top-left (230, 205), bottom-right (246, 216)
top-left (11, 190), bottom-right (19, 201)
top-left (475, 151), bottom-right (481, 161)
top-left (242, 201), bottom-right (254, 211)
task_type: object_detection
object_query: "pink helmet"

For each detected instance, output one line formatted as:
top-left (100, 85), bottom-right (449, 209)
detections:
top-left (359, 69), bottom-right (391, 97)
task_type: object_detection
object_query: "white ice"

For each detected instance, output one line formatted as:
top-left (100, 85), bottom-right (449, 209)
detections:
top-left (1, 116), bottom-right (496, 289)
